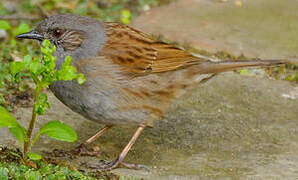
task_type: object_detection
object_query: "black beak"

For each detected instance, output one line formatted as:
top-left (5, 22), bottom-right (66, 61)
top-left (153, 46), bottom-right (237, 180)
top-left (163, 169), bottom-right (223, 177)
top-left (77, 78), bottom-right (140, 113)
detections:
top-left (17, 30), bottom-right (44, 41)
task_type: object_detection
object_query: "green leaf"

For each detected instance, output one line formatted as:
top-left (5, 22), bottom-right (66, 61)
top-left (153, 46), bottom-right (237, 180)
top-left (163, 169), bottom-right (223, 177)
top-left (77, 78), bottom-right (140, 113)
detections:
top-left (57, 67), bottom-right (77, 80)
top-left (9, 62), bottom-right (25, 78)
top-left (34, 93), bottom-right (50, 115)
top-left (23, 55), bottom-right (32, 68)
top-left (55, 56), bottom-right (86, 84)
top-left (13, 21), bottom-right (30, 37)
top-left (239, 69), bottom-right (249, 75)
top-left (121, 9), bottom-right (131, 24)
top-left (56, 56), bottom-right (77, 81)
top-left (41, 40), bottom-right (56, 56)
top-left (10, 151), bottom-right (22, 158)
top-left (0, 94), bottom-right (5, 104)
top-left (27, 153), bottom-right (42, 161)
top-left (29, 58), bottom-right (44, 75)
top-left (0, 20), bottom-right (11, 30)
top-left (0, 106), bottom-right (25, 147)
top-left (63, 56), bottom-right (72, 66)
top-left (25, 170), bottom-right (42, 180)
top-left (42, 39), bottom-right (51, 48)
top-left (0, 106), bottom-right (19, 127)
top-left (9, 39), bottom-right (16, 47)
top-left (0, 167), bottom-right (8, 180)
top-left (38, 121), bottom-right (77, 142)
top-left (76, 74), bottom-right (86, 84)
top-left (9, 125), bottom-right (27, 147)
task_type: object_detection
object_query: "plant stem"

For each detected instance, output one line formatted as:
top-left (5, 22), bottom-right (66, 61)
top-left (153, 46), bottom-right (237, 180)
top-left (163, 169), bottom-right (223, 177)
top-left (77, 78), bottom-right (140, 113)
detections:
top-left (23, 84), bottom-right (41, 159)
top-left (28, 132), bottom-right (42, 153)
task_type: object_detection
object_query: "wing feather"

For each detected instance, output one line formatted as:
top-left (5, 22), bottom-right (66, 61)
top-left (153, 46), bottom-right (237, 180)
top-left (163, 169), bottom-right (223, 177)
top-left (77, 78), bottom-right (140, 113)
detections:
top-left (100, 22), bottom-right (207, 75)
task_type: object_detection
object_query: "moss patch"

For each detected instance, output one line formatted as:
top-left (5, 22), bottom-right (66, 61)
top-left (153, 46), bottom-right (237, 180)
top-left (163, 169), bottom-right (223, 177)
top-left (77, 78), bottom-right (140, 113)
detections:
top-left (0, 146), bottom-right (127, 179)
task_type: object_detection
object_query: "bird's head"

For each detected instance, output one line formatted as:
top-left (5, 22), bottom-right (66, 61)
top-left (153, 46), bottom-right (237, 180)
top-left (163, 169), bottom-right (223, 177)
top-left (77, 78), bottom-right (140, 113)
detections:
top-left (17, 14), bottom-right (106, 61)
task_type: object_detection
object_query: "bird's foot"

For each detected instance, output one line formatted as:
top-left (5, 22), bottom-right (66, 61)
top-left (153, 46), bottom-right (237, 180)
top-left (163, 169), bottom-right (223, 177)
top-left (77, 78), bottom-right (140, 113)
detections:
top-left (83, 158), bottom-right (150, 171)
top-left (51, 144), bottom-right (100, 158)
top-left (84, 159), bottom-right (119, 171)
top-left (121, 162), bottom-right (151, 171)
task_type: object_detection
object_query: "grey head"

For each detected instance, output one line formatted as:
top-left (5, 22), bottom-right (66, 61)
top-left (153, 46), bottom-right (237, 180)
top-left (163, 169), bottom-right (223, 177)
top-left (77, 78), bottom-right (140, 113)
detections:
top-left (17, 14), bottom-right (106, 67)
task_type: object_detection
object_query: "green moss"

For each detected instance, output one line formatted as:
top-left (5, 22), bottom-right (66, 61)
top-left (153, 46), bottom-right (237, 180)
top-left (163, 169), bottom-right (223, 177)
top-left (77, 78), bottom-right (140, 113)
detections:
top-left (0, 146), bottom-right (142, 180)
top-left (0, 146), bottom-right (95, 179)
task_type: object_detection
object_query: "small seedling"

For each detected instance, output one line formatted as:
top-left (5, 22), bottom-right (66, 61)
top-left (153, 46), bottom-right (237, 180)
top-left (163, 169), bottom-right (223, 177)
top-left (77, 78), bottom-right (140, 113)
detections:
top-left (0, 39), bottom-right (85, 162)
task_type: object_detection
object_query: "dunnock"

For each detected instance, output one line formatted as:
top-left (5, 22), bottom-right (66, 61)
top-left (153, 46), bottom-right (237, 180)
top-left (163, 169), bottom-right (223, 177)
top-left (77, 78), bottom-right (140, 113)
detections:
top-left (17, 14), bottom-right (286, 171)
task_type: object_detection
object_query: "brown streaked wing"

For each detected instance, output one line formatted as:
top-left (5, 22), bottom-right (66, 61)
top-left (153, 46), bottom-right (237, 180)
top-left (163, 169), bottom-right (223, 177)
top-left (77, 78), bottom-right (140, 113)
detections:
top-left (101, 22), bottom-right (208, 75)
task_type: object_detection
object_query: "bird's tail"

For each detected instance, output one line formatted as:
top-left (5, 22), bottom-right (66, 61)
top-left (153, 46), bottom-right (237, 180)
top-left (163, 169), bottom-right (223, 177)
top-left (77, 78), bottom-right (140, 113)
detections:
top-left (196, 59), bottom-right (288, 74)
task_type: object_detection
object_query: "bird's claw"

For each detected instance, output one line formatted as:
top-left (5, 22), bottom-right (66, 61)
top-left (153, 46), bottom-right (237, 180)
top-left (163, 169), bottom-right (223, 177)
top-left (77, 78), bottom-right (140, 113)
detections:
top-left (83, 159), bottom-right (119, 171)
top-left (51, 144), bottom-right (101, 158)
top-left (121, 162), bottom-right (151, 171)
top-left (82, 159), bottom-right (150, 171)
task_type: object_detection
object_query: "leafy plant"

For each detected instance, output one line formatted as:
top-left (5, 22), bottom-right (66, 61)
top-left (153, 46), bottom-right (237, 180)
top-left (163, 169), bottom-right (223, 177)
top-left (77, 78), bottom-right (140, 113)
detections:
top-left (0, 20), bottom-right (35, 111)
top-left (0, 20), bottom-right (30, 48)
top-left (0, 146), bottom-right (128, 179)
top-left (0, 39), bottom-right (86, 162)
top-left (0, 160), bottom-right (97, 180)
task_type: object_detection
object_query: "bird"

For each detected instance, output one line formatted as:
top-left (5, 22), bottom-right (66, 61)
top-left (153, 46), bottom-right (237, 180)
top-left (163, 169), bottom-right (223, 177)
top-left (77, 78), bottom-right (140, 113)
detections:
top-left (17, 14), bottom-right (287, 171)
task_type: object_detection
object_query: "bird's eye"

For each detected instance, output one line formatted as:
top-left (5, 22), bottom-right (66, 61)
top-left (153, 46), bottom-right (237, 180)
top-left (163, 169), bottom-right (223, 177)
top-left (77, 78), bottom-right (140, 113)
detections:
top-left (53, 28), bottom-right (63, 38)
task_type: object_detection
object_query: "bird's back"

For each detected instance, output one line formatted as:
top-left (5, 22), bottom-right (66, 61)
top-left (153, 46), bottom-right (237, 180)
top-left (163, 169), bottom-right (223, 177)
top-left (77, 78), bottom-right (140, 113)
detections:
top-left (51, 21), bottom-right (286, 127)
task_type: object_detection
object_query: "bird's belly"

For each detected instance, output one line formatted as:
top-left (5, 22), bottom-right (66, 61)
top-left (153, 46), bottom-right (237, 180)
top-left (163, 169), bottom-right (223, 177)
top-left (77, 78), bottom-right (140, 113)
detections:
top-left (49, 80), bottom-right (151, 126)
